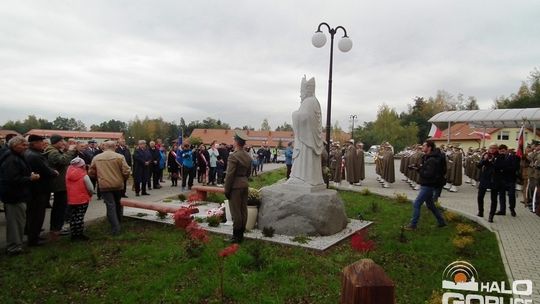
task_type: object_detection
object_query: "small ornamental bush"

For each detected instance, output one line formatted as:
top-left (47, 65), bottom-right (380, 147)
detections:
top-left (359, 188), bottom-right (372, 196)
top-left (247, 188), bottom-right (261, 207)
top-left (452, 235), bottom-right (474, 250)
top-left (206, 215), bottom-right (221, 227)
top-left (262, 226), bottom-right (275, 237)
top-left (395, 193), bottom-right (410, 204)
top-left (427, 290), bottom-right (443, 304)
top-left (456, 223), bottom-right (476, 236)
top-left (155, 211), bottom-right (168, 220)
top-left (444, 211), bottom-right (460, 223)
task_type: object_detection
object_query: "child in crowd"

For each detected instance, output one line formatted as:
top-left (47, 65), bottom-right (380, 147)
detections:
top-left (65, 157), bottom-right (94, 241)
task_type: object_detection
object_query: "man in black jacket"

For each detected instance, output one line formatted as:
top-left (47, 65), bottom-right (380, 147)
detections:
top-left (115, 138), bottom-right (132, 197)
top-left (24, 135), bottom-right (58, 246)
top-left (149, 141), bottom-right (162, 189)
top-left (405, 140), bottom-right (447, 230)
top-left (497, 145), bottom-right (520, 217)
top-left (477, 144), bottom-right (505, 222)
top-left (0, 136), bottom-right (40, 255)
top-left (133, 140), bottom-right (152, 196)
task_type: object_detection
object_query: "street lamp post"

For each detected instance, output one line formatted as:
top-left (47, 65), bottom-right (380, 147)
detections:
top-left (312, 22), bottom-right (352, 188)
top-left (350, 114), bottom-right (357, 140)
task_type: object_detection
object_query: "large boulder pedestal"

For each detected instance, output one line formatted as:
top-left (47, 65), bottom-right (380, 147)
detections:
top-left (257, 183), bottom-right (348, 236)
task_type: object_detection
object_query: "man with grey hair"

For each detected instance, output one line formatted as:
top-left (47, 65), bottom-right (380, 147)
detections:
top-left (89, 141), bottom-right (131, 235)
top-left (0, 136), bottom-right (40, 255)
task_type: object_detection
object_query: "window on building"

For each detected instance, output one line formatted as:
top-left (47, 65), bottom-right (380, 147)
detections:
top-left (497, 131), bottom-right (509, 140)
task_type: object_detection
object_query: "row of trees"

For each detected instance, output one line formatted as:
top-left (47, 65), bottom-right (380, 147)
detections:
top-left (3, 69), bottom-right (538, 150)
top-left (353, 69), bottom-right (540, 152)
top-left (0, 114), bottom-right (293, 146)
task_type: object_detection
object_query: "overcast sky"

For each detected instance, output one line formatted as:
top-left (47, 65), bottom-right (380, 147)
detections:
top-left (1, 0), bottom-right (539, 131)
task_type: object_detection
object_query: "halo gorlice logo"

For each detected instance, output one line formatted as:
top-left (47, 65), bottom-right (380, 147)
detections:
top-left (441, 260), bottom-right (534, 304)
top-left (442, 261), bottom-right (480, 292)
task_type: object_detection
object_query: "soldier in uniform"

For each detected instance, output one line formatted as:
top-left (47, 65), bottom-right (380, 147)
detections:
top-left (354, 143), bottom-right (365, 185)
top-left (381, 143), bottom-right (395, 188)
top-left (224, 131), bottom-right (252, 243)
top-left (344, 139), bottom-right (357, 186)
top-left (448, 147), bottom-right (463, 192)
top-left (330, 143), bottom-right (343, 186)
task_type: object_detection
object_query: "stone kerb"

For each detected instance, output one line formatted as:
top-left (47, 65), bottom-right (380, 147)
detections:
top-left (257, 183), bottom-right (349, 236)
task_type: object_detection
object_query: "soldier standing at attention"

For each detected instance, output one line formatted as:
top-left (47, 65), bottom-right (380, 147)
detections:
top-left (224, 131), bottom-right (252, 243)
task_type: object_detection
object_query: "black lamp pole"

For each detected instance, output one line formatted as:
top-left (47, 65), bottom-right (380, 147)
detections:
top-left (350, 114), bottom-right (357, 140)
top-left (313, 22), bottom-right (351, 188)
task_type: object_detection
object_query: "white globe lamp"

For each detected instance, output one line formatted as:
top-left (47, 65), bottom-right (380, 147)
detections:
top-left (338, 37), bottom-right (353, 52)
top-left (312, 31), bottom-right (327, 48)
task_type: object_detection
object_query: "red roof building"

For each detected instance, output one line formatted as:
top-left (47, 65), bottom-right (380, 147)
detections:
top-left (189, 129), bottom-right (351, 147)
top-left (26, 129), bottom-right (123, 142)
top-left (0, 129), bottom-right (22, 139)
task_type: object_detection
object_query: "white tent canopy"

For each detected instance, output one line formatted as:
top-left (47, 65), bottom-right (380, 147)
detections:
top-left (428, 108), bottom-right (540, 129)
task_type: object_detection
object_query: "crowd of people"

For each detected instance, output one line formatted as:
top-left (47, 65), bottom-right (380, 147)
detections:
top-left (400, 141), bottom-right (540, 224)
top-left (0, 133), bottom-right (286, 254)
top-left (0, 134), bottom-right (131, 255)
top-left (2, 130), bottom-right (539, 254)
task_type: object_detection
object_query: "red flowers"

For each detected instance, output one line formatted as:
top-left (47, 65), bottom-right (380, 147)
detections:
top-left (219, 244), bottom-right (239, 258)
top-left (173, 208), bottom-right (193, 229)
top-left (186, 221), bottom-right (209, 244)
top-left (351, 229), bottom-right (375, 253)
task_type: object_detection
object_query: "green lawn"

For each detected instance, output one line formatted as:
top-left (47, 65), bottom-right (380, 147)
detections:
top-left (0, 170), bottom-right (508, 303)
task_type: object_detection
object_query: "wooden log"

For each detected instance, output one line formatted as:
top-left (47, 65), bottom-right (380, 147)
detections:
top-left (191, 185), bottom-right (225, 201)
top-left (340, 258), bottom-right (395, 304)
top-left (121, 199), bottom-right (184, 214)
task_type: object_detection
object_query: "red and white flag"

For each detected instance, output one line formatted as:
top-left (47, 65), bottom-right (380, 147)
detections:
top-left (470, 131), bottom-right (492, 140)
top-left (516, 125), bottom-right (525, 158)
top-left (428, 123), bottom-right (443, 139)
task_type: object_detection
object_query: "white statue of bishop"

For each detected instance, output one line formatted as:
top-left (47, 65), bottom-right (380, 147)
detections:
top-left (286, 76), bottom-right (325, 188)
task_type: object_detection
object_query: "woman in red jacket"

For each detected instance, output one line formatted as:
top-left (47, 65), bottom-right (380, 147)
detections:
top-left (66, 157), bottom-right (94, 241)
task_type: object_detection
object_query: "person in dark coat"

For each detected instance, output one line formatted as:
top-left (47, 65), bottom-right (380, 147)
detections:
top-left (197, 145), bottom-right (209, 184)
top-left (0, 136), bottom-right (40, 255)
top-left (477, 144), bottom-right (505, 222)
top-left (148, 141), bottom-right (162, 189)
top-left (133, 140), bottom-right (152, 196)
top-left (167, 143), bottom-right (180, 187)
top-left (116, 138), bottom-right (132, 197)
top-left (405, 140), bottom-right (447, 230)
top-left (497, 145), bottom-right (520, 217)
top-left (24, 135), bottom-right (58, 246)
top-left (44, 134), bottom-right (77, 236)
top-left (224, 131), bottom-right (252, 243)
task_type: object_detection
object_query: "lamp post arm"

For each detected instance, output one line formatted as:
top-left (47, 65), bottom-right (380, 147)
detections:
top-left (316, 22), bottom-right (332, 33)
top-left (335, 26), bottom-right (349, 37)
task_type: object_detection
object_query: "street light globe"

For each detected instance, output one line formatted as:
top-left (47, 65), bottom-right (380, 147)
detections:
top-left (312, 31), bottom-right (327, 48)
top-left (338, 37), bottom-right (353, 52)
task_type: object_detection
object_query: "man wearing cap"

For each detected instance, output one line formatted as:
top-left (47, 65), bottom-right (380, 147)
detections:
top-left (0, 136), bottom-right (40, 255)
top-left (44, 134), bottom-right (77, 237)
top-left (89, 141), bottom-right (131, 235)
top-left (24, 135), bottom-right (59, 246)
top-left (224, 131), bottom-right (252, 243)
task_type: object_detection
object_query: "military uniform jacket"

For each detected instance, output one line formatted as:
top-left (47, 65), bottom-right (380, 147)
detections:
top-left (224, 149), bottom-right (252, 197)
